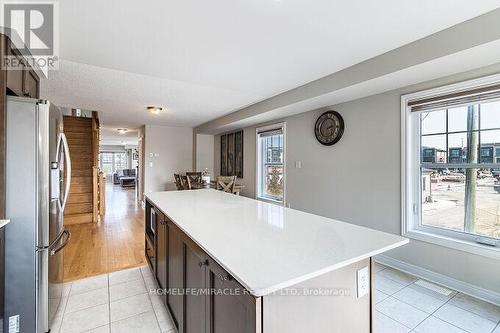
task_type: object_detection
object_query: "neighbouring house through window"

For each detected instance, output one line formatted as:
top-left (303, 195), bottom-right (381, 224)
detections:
top-left (402, 75), bottom-right (500, 257)
top-left (256, 123), bottom-right (285, 203)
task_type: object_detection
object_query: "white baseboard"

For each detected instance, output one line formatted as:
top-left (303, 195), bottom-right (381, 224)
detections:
top-left (375, 254), bottom-right (500, 306)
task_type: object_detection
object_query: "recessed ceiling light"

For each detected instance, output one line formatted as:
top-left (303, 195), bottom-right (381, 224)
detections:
top-left (146, 106), bottom-right (163, 114)
top-left (117, 128), bottom-right (128, 134)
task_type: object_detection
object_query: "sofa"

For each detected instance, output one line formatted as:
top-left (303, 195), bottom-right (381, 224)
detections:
top-left (113, 169), bottom-right (136, 187)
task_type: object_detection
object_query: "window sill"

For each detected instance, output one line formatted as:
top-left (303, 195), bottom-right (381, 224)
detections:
top-left (256, 196), bottom-right (284, 206)
top-left (404, 229), bottom-right (500, 260)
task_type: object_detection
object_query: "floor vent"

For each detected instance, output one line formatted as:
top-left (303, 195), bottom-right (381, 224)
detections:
top-left (414, 279), bottom-right (453, 296)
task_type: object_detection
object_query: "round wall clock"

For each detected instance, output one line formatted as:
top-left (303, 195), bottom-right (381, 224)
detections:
top-left (314, 111), bottom-right (344, 146)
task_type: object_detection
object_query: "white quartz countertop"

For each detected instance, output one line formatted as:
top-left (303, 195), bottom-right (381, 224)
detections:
top-left (0, 219), bottom-right (9, 228)
top-left (146, 190), bottom-right (408, 297)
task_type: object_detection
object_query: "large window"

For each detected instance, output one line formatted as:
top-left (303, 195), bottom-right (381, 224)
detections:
top-left (99, 152), bottom-right (128, 175)
top-left (256, 124), bottom-right (285, 203)
top-left (402, 75), bottom-right (500, 258)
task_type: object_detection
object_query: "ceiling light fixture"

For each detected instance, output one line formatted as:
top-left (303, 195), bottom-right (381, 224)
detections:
top-left (117, 128), bottom-right (128, 134)
top-left (146, 106), bottom-right (163, 115)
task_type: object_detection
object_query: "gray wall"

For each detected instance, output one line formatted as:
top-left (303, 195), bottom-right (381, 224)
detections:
top-left (144, 125), bottom-right (193, 193)
top-left (196, 134), bottom-right (215, 177)
top-left (214, 63), bottom-right (500, 293)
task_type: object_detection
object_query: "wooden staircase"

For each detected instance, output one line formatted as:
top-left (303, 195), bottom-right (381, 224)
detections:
top-left (64, 114), bottom-right (100, 225)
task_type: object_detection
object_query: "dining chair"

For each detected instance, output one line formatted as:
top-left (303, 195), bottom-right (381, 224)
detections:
top-left (216, 176), bottom-right (237, 193)
top-left (181, 175), bottom-right (189, 190)
top-left (174, 174), bottom-right (184, 190)
top-left (186, 172), bottom-right (202, 189)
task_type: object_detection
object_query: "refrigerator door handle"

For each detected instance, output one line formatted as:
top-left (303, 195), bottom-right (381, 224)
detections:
top-left (49, 229), bottom-right (71, 256)
top-left (57, 133), bottom-right (72, 212)
top-left (45, 229), bottom-right (66, 251)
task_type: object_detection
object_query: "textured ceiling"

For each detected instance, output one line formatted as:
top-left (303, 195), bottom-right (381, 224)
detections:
top-left (40, 0), bottom-right (500, 129)
top-left (100, 127), bottom-right (139, 146)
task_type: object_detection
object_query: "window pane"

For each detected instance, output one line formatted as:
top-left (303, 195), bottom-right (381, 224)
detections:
top-left (421, 135), bottom-right (446, 163)
top-left (421, 167), bottom-right (465, 233)
top-left (421, 167), bottom-right (500, 240)
top-left (480, 130), bottom-right (500, 164)
top-left (421, 110), bottom-right (446, 135)
top-left (470, 170), bottom-right (500, 239)
top-left (448, 106), bottom-right (468, 132)
top-left (258, 131), bottom-right (284, 202)
top-left (263, 165), bottom-right (283, 200)
top-left (480, 101), bottom-right (500, 130)
top-left (100, 152), bottom-right (113, 175)
top-left (114, 152), bottom-right (127, 171)
top-left (448, 132), bottom-right (467, 164)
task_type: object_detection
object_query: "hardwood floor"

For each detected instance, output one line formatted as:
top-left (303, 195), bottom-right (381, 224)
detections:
top-left (63, 182), bottom-right (145, 281)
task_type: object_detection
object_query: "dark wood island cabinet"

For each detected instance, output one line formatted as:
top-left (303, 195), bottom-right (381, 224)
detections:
top-left (145, 198), bottom-right (257, 333)
top-left (145, 190), bottom-right (407, 333)
top-left (155, 206), bottom-right (168, 291)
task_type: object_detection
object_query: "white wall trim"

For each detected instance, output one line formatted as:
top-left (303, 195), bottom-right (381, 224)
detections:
top-left (405, 230), bottom-right (500, 260)
top-left (375, 254), bottom-right (500, 306)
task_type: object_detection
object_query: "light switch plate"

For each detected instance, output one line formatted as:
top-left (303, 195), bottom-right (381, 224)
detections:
top-left (357, 266), bottom-right (370, 298)
top-left (9, 315), bottom-right (19, 333)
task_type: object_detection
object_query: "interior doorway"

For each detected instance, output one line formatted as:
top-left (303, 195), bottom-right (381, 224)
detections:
top-left (63, 129), bottom-right (144, 281)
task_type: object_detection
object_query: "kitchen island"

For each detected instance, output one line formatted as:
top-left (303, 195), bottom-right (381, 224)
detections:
top-left (145, 189), bottom-right (408, 333)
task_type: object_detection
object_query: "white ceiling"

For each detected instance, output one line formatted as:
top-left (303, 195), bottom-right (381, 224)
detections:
top-left (40, 0), bottom-right (500, 129)
top-left (100, 127), bottom-right (139, 146)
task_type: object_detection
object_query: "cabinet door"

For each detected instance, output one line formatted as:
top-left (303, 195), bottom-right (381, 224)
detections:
top-left (23, 69), bottom-right (39, 98)
top-left (5, 63), bottom-right (24, 97)
top-left (144, 201), bottom-right (156, 273)
top-left (145, 236), bottom-right (155, 273)
top-left (183, 237), bottom-right (206, 333)
top-left (155, 208), bottom-right (167, 293)
top-left (5, 44), bottom-right (24, 96)
top-left (167, 222), bottom-right (183, 331)
top-left (205, 258), bottom-right (256, 333)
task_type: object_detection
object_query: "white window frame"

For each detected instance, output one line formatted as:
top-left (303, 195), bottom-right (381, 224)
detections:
top-left (255, 122), bottom-right (286, 205)
top-left (99, 151), bottom-right (128, 175)
top-left (402, 73), bottom-right (500, 260)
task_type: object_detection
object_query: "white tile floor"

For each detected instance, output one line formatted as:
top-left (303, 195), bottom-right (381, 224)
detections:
top-left (51, 263), bottom-right (500, 333)
top-left (374, 262), bottom-right (500, 333)
top-left (51, 266), bottom-right (175, 333)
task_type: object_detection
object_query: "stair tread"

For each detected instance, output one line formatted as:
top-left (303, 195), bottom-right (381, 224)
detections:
top-left (64, 212), bottom-right (93, 225)
top-left (63, 115), bottom-right (97, 226)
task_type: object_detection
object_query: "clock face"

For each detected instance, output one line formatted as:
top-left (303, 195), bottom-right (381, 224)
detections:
top-left (314, 111), bottom-right (344, 146)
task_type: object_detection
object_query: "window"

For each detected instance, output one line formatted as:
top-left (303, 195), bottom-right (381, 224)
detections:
top-left (402, 75), bottom-right (500, 258)
top-left (100, 152), bottom-right (114, 175)
top-left (114, 153), bottom-right (127, 171)
top-left (99, 152), bottom-right (128, 175)
top-left (256, 123), bottom-right (285, 203)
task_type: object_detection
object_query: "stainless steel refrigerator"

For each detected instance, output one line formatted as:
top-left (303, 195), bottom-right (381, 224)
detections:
top-left (5, 96), bottom-right (72, 333)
